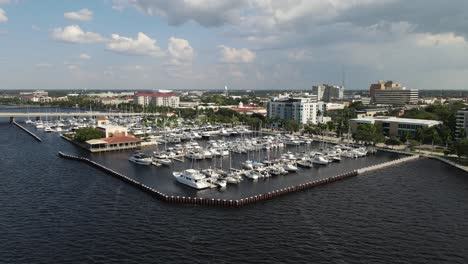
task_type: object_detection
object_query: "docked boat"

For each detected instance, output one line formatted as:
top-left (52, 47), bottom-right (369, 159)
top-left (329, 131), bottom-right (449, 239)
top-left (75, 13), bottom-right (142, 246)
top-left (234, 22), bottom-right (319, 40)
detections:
top-left (173, 169), bottom-right (210, 189)
top-left (283, 163), bottom-right (298, 172)
top-left (244, 170), bottom-right (260, 180)
top-left (158, 158), bottom-right (173, 166)
top-left (312, 154), bottom-right (329, 165)
top-left (128, 153), bottom-right (152, 165)
top-left (185, 151), bottom-right (204, 160)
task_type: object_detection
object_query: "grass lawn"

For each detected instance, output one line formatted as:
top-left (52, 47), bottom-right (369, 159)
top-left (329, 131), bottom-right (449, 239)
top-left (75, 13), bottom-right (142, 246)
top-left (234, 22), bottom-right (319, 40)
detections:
top-left (446, 157), bottom-right (468, 166)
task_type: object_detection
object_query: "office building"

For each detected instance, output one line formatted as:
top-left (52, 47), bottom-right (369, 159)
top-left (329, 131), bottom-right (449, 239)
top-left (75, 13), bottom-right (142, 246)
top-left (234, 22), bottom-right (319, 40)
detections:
top-left (133, 93), bottom-right (180, 108)
top-left (370, 80), bottom-right (418, 105)
top-left (267, 97), bottom-right (318, 124)
top-left (350, 116), bottom-right (442, 137)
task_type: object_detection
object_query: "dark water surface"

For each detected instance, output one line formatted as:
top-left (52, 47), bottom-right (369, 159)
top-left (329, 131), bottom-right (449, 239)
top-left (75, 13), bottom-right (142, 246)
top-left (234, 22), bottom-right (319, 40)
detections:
top-left (1, 118), bottom-right (468, 263)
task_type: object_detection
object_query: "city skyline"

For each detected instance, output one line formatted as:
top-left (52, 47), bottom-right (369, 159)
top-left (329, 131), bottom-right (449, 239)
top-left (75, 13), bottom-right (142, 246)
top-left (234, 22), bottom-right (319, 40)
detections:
top-left (1, 0), bottom-right (468, 90)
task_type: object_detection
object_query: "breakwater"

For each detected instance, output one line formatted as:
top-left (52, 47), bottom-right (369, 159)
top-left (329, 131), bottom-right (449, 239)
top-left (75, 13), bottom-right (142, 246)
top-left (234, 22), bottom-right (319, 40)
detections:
top-left (12, 121), bottom-right (42, 142)
top-left (357, 154), bottom-right (420, 174)
top-left (58, 152), bottom-right (420, 207)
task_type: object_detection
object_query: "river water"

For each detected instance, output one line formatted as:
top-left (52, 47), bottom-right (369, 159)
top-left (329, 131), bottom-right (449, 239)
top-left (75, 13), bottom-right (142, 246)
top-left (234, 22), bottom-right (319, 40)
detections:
top-left (1, 111), bottom-right (468, 263)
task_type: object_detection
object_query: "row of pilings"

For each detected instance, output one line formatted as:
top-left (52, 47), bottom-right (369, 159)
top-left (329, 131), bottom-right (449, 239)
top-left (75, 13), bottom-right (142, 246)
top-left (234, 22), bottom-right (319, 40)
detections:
top-left (58, 151), bottom-right (359, 207)
top-left (12, 121), bottom-right (42, 142)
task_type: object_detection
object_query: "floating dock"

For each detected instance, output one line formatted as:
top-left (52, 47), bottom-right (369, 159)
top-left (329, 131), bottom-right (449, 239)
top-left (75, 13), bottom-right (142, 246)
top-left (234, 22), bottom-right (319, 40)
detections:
top-left (12, 121), bottom-right (42, 142)
top-left (58, 152), bottom-right (420, 207)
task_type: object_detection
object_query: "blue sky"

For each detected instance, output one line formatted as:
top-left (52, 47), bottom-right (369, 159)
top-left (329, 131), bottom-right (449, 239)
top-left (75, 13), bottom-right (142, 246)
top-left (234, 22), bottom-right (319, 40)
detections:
top-left (1, 0), bottom-right (468, 90)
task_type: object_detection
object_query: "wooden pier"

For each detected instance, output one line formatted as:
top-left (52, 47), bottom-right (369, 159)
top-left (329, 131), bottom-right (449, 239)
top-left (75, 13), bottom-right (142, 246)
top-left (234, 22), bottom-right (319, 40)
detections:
top-left (58, 152), bottom-right (421, 207)
top-left (12, 121), bottom-right (42, 142)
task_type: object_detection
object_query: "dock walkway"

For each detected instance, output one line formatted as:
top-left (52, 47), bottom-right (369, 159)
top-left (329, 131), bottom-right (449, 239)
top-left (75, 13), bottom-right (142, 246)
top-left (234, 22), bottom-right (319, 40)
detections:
top-left (12, 121), bottom-right (42, 142)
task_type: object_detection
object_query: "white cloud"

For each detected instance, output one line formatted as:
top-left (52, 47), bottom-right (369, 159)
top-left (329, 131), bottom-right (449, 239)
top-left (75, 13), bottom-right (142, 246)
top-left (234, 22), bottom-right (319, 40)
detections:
top-left (167, 37), bottom-right (194, 65)
top-left (31, 25), bottom-right (40, 31)
top-left (0, 8), bottom-right (8, 23)
top-left (64, 9), bottom-right (93, 22)
top-left (415, 32), bottom-right (467, 47)
top-left (79, 53), bottom-right (92, 59)
top-left (52, 25), bottom-right (105, 44)
top-left (219, 45), bottom-right (255, 63)
top-left (106, 32), bottom-right (164, 57)
top-left (111, 0), bottom-right (247, 27)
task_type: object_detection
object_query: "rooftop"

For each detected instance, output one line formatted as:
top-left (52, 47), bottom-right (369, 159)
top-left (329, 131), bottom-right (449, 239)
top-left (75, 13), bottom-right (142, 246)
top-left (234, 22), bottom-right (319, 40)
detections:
top-left (351, 116), bottom-right (442, 126)
top-left (134, 93), bottom-right (177, 97)
top-left (102, 136), bottom-right (141, 144)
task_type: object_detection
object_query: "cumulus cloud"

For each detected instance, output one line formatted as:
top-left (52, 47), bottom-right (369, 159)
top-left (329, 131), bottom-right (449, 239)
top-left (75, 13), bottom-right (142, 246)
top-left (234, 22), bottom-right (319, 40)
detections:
top-left (64, 9), bottom-right (93, 22)
top-left (0, 8), bottom-right (7, 23)
top-left (52, 25), bottom-right (105, 44)
top-left (167, 37), bottom-right (194, 65)
top-left (219, 45), bottom-right (255, 63)
top-left (112, 0), bottom-right (247, 27)
top-left (106, 32), bottom-right (164, 57)
top-left (79, 53), bottom-right (91, 59)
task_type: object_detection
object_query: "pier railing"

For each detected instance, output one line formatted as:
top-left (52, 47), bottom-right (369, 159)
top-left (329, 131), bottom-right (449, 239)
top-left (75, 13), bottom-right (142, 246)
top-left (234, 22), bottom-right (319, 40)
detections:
top-left (58, 152), bottom-right (420, 207)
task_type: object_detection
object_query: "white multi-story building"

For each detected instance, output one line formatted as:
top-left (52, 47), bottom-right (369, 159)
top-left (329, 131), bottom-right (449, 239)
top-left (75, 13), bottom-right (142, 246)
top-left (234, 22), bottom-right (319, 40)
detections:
top-left (133, 93), bottom-right (180, 108)
top-left (312, 84), bottom-right (344, 102)
top-left (267, 97), bottom-right (318, 124)
top-left (456, 108), bottom-right (468, 139)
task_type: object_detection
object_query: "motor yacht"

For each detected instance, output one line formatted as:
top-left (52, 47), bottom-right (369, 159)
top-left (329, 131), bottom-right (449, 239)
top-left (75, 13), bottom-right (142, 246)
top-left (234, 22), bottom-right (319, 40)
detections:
top-left (173, 169), bottom-right (210, 189)
top-left (128, 153), bottom-right (152, 165)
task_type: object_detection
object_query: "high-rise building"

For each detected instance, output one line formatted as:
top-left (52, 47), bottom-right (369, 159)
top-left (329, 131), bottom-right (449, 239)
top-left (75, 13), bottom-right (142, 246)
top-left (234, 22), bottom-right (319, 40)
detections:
top-left (370, 81), bottom-right (418, 105)
top-left (133, 93), bottom-right (180, 108)
top-left (369, 81), bottom-right (401, 102)
top-left (456, 108), bottom-right (468, 139)
top-left (312, 84), bottom-right (344, 102)
top-left (267, 97), bottom-right (318, 124)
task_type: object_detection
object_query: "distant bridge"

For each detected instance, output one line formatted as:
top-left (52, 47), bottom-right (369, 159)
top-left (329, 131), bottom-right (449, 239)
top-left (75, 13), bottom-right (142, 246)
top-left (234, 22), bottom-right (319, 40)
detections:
top-left (0, 112), bottom-right (143, 122)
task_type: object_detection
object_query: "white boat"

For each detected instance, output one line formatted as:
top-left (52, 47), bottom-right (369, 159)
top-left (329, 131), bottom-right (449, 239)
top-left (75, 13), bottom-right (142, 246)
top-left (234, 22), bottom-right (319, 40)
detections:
top-left (185, 151), bottom-right (204, 160)
top-left (242, 160), bottom-right (254, 170)
top-left (158, 158), bottom-right (173, 166)
top-left (244, 170), bottom-right (260, 180)
top-left (312, 154), bottom-right (329, 165)
top-left (283, 163), bottom-right (298, 172)
top-left (173, 169), bottom-right (210, 189)
top-left (44, 126), bottom-right (53, 133)
top-left (216, 179), bottom-right (227, 188)
top-left (128, 153), bottom-right (152, 165)
top-left (297, 159), bottom-right (313, 168)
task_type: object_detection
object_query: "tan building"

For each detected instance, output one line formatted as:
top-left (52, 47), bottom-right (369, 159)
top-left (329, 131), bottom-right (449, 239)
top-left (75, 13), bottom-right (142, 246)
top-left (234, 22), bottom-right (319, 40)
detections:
top-left (369, 80), bottom-right (403, 102)
top-left (350, 116), bottom-right (442, 137)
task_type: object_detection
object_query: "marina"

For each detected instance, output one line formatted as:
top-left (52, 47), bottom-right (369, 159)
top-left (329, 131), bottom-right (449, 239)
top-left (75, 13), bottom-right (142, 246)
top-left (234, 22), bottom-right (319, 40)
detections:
top-left (1, 108), bottom-right (468, 263)
top-left (5, 112), bottom-right (412, 200)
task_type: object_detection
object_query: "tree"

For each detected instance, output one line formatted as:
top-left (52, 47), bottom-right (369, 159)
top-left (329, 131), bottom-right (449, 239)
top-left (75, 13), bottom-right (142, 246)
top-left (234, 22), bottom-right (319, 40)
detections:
top-left (74, 127), bottom-right (102, 143)
top-left (453, 139), bottom-right (468, 158)
top-left (352, 123), bottom-right (384, 145)
top-left (326, 121), bottom-right (336, 133)
top-left (385, 137), bottom-right (401, 147)
top-left (399, 131), bottom-right (411, 143)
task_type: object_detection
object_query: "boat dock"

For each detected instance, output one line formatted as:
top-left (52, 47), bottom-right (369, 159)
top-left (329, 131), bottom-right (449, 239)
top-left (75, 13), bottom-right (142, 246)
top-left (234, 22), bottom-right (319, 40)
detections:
top-left (12, 121), bottom-right (42, 142)
top-left (58, 151), bottom-right (421, 207)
